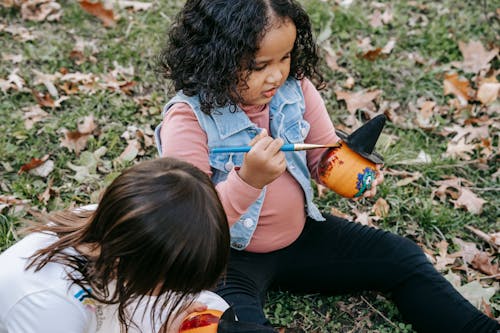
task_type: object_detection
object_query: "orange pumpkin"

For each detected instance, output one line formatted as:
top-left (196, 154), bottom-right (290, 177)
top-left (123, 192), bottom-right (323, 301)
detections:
top-left (178, 309), bottom-right (223, 333)
top-left (318, 142), bottom-right (377, 198)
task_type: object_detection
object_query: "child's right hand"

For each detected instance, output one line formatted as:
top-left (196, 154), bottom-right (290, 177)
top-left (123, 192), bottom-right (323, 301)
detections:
top-left (238, 129), bottom-right (286, 189)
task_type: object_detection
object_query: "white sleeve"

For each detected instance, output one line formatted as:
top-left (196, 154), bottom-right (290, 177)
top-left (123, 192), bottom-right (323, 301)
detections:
top-left (5, 291), bottom-right (90, 333)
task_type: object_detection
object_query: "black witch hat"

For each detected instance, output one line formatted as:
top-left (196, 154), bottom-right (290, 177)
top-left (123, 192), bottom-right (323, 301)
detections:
top-left (335, 114), bottom-right (386, 164)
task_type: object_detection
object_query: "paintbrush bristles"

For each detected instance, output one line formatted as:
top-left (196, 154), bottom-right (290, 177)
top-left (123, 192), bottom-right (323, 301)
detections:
top-left (293, 143), bottom-right (340, 151)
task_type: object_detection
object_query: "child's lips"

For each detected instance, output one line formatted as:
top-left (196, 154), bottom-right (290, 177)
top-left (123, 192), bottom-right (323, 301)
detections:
top-left (262, 87), bottom-right (277, 98)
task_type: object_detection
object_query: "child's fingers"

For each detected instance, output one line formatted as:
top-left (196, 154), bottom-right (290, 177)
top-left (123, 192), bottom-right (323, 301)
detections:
top-left (248, 128), bottom-right (268, 146)
top-left (161, 302), bottom-right (207, 333)
top-left (266, 138), bottom-right (284, 153)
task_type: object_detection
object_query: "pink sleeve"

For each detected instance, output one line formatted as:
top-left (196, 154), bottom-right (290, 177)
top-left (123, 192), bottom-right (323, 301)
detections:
top-left (301, 79), bottom-right (340, 181)
top-left (160, 103), bottom-right (262, 226)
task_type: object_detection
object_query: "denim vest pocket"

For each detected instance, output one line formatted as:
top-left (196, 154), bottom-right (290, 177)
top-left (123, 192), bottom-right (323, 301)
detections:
top-left (283, 120), bottom-right (310, 144)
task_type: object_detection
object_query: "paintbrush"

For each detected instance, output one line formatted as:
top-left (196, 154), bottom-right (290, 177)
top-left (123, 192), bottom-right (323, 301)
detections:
top-left (211, 143), bottom-right (340, 153)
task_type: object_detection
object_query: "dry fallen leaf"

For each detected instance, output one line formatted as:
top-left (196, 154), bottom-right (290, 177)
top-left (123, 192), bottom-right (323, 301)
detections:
top-left (17, 154), bottom-right (49, 175)
top-left (443, 72), bottom-right (473, 107)
top-left (445, 271), bottom-right (497, 310)
top-left (22, 105), bottom-right (49, 129)
top-left (477, 79), bottom-right (500, 105)
top-left (415, 100), bottom-right (438, 129)
top-left (3, 24), bottom-right (37, 42)
top-left (79, 0), bottom-right (117, 27)
top-left (116, 0), bottom-right (152, 11)
top-left (471, 252), bottom-right (499, 278)
top-left (451, 188), bottom-right (487, 215)
top-left (453, 237), bottom-right (482, 264)
top-left (372, 197), bottom-right (389, 218)
top-left (21, 0), bottom-right (62, 22)
top-left (452, 40), bottom-right (499, 73)
top-left (434, 240), bottom-right (457, 271)
top-left (335, 89), bottom-right (382, 115)
top-left (443, 138), bottom-right (476, 161)
top-left (60, 115), bottom-right (98, 156)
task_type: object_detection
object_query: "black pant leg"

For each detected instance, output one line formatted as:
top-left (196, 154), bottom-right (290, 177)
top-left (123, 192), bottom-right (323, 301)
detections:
top-left (215, 248), bottom-right (279, 327)
top-left (274, 215), bottom-right (499, 333)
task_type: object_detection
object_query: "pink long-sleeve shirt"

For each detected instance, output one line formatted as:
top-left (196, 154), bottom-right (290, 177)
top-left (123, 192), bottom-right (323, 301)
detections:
top-left (160, 79), bottom-right (339, 253)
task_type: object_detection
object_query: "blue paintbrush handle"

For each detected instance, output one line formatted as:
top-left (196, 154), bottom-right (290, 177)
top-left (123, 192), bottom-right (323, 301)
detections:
top-left (211, 143), bottom-right (295, 153)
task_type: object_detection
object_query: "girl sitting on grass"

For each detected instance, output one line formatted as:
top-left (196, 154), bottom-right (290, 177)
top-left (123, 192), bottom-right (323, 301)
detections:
top-left (0, 157), bottom-right (230, 333)
top-left (155, 0), bottom-right (500, 332)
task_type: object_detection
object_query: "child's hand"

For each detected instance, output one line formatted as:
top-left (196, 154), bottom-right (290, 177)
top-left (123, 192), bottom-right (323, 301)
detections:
top-left (160, 301), bottom-right (207, 333)
top-left (355, 164), bottom-right (384, 200)
top-left (238, 129), bottom-right (287, 189)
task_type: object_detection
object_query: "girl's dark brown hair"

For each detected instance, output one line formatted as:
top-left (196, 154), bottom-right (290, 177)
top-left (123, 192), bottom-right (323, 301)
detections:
top-left (27, 157), bottom-right (230, 332)
top-left (157, 0), bottom-right (324, 114)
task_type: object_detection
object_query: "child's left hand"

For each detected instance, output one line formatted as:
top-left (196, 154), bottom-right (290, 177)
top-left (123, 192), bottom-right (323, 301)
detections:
top-left (356, 165), bottom-right (384, 200)
top-left (161, 301), bottom-right (207, 333)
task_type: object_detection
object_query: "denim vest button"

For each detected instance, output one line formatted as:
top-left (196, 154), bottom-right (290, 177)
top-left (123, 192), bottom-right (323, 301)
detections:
top-left (301, 127), bottom-right (308, 137)
top-left (224, 161), bottom-right (234, 171)
top-left (231, 242), bottom-right (244, 249)
top-left (243, 218), bottom-right (254, 228)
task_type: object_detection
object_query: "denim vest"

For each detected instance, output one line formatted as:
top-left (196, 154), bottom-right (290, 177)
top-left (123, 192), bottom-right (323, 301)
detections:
top-left (155, 78), bottom-right (325, 250)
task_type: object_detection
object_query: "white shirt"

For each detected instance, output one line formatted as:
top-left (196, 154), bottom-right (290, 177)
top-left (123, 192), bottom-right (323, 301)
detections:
top-left (0, 231), bottom-right (229, 333)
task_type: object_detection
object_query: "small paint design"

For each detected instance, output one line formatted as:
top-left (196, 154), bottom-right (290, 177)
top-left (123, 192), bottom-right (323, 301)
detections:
top-left (354, 167), bottom-right (376, 197)
top-left (74, 288), bottom-right (96, 312)
top-left (318, 145), bottom-right (343, 176)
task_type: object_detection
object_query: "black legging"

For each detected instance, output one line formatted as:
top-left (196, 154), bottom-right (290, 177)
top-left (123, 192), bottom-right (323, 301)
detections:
top-left (215, 214), bottom-right (500, 333)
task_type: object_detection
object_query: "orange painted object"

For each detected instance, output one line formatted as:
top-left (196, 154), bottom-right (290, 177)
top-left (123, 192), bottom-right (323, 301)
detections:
top-left (318, 142), bottom-right (377, 198)
top-left (178, 309), bottom-right (223, 333)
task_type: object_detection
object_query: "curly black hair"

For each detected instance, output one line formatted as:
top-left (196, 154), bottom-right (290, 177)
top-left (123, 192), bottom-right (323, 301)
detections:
top-left (157, 0), bottom-right (324, 114)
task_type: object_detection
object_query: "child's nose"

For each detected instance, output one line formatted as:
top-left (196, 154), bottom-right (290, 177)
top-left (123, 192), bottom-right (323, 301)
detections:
top-left (267, 67), bottom-right (283, 83)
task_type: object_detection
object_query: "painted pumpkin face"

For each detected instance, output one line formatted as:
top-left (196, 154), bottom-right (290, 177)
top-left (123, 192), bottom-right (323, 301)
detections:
top-left (318, 142), bottom-right (376, 198)
top-left (178, 309), bottom-right (223, 333)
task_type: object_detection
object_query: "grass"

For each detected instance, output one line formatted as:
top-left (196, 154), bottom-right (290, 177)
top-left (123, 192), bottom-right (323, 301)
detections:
top-left (1, 0), bottom-right (499, 331)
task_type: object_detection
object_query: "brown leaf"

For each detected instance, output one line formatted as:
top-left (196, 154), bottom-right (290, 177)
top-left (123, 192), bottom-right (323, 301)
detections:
top-left (451, 188), bottom-right (486, 215)
top-left (60, 115), bottom-right (97, 156)
top-left (32, 89), bottom-right (55, 108)
top-left (38, 177), bottom-right (53, 204)
top-left (77, 115), bottom-right (97, 134)
top-left (434, 240), bottom-right (456, 271)
top-left (415, 100), bottom-right (438, 129)
top-left (432, 177), bottom-right (466, 202)
top-left (335, 89), bottom-right (382, 115)
top-left (471, 252), bottom-right (499, 278)
top-left (21, 0), bottom-right (62, 22)
top-left (443, 138), bottom-right (476, 161)
top-left (22, 105), bottom-right (49, 129)
top-left (3, 24), bottom-right (37, 42)
top-left (452, 237), bottom-right (481, 264)
top-left (476, 79), bottom-right (500, 105)
top-left (17, 154), bottom-right (49, 174)
top-left (372, 197), bottom-right (389, 218)
top-left (60, 130), bottom-right (90, 156)
top-left (351, 208), bottom-right (377, 228)
top-left (59, 81), bottom-right (79, 95)
top-left (116, 0), bottom-right (153, 12)
top-left (360, 47), bottom-right (383, 61)
top-left (443, 72), bottom-right (473, 107)
top-left (329, 207), bottom-right (352, 220)
top-left (79, 0), bottom-right (117, 27)
top-left (452, 40), bottom-right (499, 73)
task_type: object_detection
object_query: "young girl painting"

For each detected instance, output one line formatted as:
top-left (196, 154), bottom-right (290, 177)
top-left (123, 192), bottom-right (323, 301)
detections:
top-left (155, 0), bottom-right (500, 332)
top-left (0, 158), bottom-right (230, 333)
